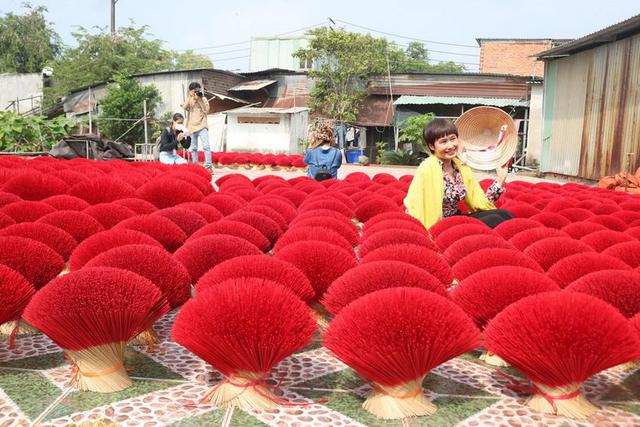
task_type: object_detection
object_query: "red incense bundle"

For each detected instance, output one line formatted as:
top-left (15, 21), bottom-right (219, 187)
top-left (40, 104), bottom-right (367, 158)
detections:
top-left (289, 217), bottom-right (359, 247)
top-left (83, 203), bottom-right (137, 229)
top-left (324, 287), bottom-right (479, 419)
top-left (360, 229), bottom-right (437, 257)
top-left (189, 220), bottom-right (270, 252)
top-left (547, 253), bottom-right (632, 288)
top-left (172, 278), bottom-right (316, 410)
top-left (602, 241), bottom-right (640, 268)
top-left (196, 255), bottom-right (314, 303)
top-left (85, 244), bottom-right (191, 308)
top-left (23, 268), bottom-right (169, 392)
top-left (273, 227), bottom-right (353, 253)
top-left (322, 261), bottom-right (447, 315)
top-left (443, 234), bottom-right (514, 266)
top-left (452, 248), bottom-right (543, 281)
top-left (37, 210), bottom-right (105, 242)
top-left (173, 235), bottom-right (262, 282)
top-left (0, 222), bottom-right (77, 261)
top-left (153, 207), bottom-right (208, 236)
top-left (580, 229), bottom-right (636, 252)
top-left (137, 178), bottom-right (204, 208)
top-left (42, 195), bottom-right (90, 211)
top-left (274, 241), bottom-right (357, 303)
top-left (451, 266), bottom-right (560, 365)
top-left (115, 215), bottom-right (187, 253)
top-left (523, 237), bottom-right (594, 271)
top-left (67, 177), bottom-right (136, 205)
top-left (485, 292), bottom-right (640, 419)
top-left (360, 244), bottom-right (453, 287)
top-left (0, 265), bottom-right (36, 344)
top-left (565, 270), bottom-right (640, 318)
top-left (0, 236), bottom-right (65, 289)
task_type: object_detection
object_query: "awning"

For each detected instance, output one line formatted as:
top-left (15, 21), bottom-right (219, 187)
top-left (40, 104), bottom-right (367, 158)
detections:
top-left (355, 97), bottom-right (394, 127)
top-left (394, 95), bottom-right (529, 108)
top-left (207, 91), bottom-right (250, 104)
top-left (228, 80), bottom-right (277, 91)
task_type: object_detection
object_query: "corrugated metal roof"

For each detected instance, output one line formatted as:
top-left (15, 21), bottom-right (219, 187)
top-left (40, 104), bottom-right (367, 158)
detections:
top-left (394, 95), bottom-right (528, 107)
top-left (208, 92), bottom-right (249, 104)
top-left (537, 14), bottom-right (640, 59)
top-left (226, 107), bottom-right (309, 115)
top-left (229, 80), bottom-right (277, 91)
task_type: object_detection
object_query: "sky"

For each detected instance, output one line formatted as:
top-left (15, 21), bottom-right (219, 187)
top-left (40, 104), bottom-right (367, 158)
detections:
top-left (2, 0), bottom-right (639, 72)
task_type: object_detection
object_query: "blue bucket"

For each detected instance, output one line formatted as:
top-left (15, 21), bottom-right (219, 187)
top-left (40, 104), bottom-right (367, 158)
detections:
top-left (346, 149), bottom-right (365, 164)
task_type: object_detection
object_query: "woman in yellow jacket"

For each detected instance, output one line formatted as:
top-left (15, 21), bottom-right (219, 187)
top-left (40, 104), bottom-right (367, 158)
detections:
top-left (404, 118), bottom-right (513, 230)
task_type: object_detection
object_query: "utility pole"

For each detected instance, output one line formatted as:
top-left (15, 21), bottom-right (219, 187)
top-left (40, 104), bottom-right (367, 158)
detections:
top-left (110, 0), bottom-right (119, 38)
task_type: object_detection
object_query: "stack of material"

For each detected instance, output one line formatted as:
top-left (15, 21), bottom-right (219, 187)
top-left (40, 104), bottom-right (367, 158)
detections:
top-left (49, 134), bottom-right (133, 160)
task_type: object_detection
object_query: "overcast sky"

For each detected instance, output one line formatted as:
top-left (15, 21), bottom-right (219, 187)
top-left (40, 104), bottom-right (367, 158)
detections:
top-left (2, 1), bottom-right (638, 72)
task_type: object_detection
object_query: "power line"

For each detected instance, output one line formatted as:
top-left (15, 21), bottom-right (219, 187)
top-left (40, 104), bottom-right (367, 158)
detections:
top-left (199, 48), bottom-right (250, 56)
top-left (333, 18), bottom-right (479, 49)
top-left (394, 42), bottom-right (478, 57)
top-left (176, 21), bottom-right (329, 53)
top-left (210, 55), bottom-right (250, 62)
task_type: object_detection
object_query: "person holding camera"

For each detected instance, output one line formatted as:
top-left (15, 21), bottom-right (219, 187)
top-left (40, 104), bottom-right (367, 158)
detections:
top-left (158, 113), bottom-right (191, 165)
top-left (181, 82), bottom-right (212, 170)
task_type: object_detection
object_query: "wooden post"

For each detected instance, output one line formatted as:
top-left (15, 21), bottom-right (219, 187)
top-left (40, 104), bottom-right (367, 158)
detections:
top-left (143, 99), bottom-right (149, 145)
top-left (88, 87), bottom-right (93, 134)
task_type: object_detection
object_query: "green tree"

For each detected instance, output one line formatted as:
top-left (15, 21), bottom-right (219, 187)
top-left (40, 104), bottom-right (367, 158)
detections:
top-left (98, 77), bottom-right (162, 145)
top-left (294, 28), bottom-right (405, 122)
top-left (0, 111), bottom-right (75, 152)
top-left (398, 113), bottom-right (435, 152)
top-left (406, 41), bottom-right (428, 62)
top-left (294, 29), bottom-right (463, 122)
top-left (394, 42), bottom-right (465, 73)
top-left (171, 50), bottom-right (213, 70)
top-left (45, 25), bottom-right (172, 108)
top-left (0, 3), bottom-right (61, 73)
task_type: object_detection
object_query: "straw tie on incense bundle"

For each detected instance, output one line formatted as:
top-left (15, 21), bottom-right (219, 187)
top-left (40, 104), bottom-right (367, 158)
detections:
top-left (485, 291), bottom-right (640, 419)
top-left (324, 287), bottom-right (480, 420)
top-left (23, 268), bottom-right (170, 393)
top-left (0, 264), bottom-right (35, 348)
top-left (172, 279), bottom-right (316, 410)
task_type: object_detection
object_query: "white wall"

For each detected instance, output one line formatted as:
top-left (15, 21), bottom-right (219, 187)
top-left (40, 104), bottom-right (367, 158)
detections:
top-left (526, 83), bottom-right (544, 166)
top-left (226, 111), bottom-right (309, 154)
top-left (0, 73), bottom-right (43, 114)
top-left (226, 113), bottom-right (290, 153)
top-left (249, 37), bottom-right (310, 72)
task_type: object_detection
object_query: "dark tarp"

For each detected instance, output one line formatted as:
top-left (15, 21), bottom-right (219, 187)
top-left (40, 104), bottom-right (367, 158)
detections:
top-left (49, 134), bottom-right (133, 160)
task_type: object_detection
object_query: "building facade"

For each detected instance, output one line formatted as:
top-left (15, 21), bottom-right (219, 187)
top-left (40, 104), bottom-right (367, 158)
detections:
top-left (477, 39), bottom-right (571, 78)
top-left (537, 15), bottom-right (640, 181)
top-left (249, 36), bottom-right (311, 72)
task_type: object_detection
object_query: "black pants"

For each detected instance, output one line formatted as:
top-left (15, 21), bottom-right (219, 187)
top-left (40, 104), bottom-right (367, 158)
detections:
top-left (468, 209), bottom-right (514, 228)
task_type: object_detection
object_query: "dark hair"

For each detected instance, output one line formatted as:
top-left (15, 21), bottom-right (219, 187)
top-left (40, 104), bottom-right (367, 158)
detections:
top-left (172, 112), bottom-right (184, 121)
top-left (423, 118), bottom-right (458, 152)
top-left (188, 82), bottom-right (201, 91)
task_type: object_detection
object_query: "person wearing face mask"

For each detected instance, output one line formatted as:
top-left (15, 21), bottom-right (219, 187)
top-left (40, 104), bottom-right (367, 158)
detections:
top-left (158, 113), bottom-right (191, 165)
top-left (404, 118), bottom-right (513, 229)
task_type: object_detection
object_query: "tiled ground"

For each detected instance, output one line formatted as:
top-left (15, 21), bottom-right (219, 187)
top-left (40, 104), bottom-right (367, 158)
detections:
top-left (0, 163), bottom-right (612, 426)
top-left (2, 309), bottom-right (640, 427)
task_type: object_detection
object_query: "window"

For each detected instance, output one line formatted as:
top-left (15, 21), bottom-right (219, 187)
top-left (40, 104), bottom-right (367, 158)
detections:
top-left (238, 116), bottom-right (280, 124)
top-left (299, 57), bottom-right (313, 70)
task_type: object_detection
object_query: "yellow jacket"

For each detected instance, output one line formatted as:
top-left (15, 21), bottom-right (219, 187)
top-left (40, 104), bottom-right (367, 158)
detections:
top-left (404, 156), bottom-right (496, 230)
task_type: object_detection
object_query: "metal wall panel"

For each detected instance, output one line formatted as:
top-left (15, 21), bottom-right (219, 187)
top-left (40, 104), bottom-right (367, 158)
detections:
top-left (544, 33), bottom-right (640, 180)
top-left (546, 51), bottom-right (589, 176)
